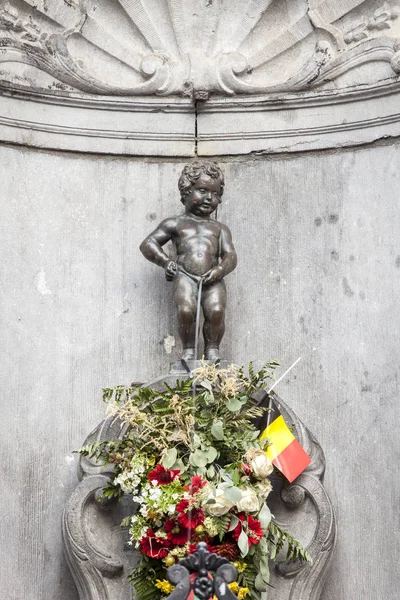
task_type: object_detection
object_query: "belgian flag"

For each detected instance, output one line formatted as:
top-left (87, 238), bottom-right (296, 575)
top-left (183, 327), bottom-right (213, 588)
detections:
top-left (260, 398), bottom-right (311, 483)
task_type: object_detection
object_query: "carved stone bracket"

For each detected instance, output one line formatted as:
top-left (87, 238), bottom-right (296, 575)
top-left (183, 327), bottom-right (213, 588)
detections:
top-left (62, 373), bottom-right (336, 600)
top-left (254, 391), bottom-right (336, 600)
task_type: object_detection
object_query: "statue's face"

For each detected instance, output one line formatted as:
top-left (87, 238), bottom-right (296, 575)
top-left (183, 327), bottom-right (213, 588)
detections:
top-left (184, 174), bottom-right (221, 217)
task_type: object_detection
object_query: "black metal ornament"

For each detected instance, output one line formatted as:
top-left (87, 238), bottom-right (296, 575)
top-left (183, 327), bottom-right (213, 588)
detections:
top-left (166, 542), bottom-right (238, 600)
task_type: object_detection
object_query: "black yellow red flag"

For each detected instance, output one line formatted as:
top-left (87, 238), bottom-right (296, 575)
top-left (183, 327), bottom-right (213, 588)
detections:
top-left (260, 398), bottom-right (311, 483)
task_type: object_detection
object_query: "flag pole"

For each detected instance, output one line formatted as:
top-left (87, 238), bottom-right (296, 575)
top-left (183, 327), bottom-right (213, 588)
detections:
top-left (265, 357), bottom-right (302, 428)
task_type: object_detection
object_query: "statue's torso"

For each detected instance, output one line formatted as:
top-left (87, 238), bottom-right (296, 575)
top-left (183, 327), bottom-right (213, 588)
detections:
top-left (174, 215), bottom-right (222, 277)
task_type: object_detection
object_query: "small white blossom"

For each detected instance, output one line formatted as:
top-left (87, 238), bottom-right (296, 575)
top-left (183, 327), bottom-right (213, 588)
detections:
top-left (149, 488), bottom-right (162, 500)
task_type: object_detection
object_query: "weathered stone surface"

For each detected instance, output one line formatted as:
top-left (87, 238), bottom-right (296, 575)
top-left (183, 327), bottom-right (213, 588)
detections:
top-left (197, 82), bottom-right (400, 155)
top-left (0, 90), bottom-right (195, 156)
top-left (1, 142), bottom-right (400, 599)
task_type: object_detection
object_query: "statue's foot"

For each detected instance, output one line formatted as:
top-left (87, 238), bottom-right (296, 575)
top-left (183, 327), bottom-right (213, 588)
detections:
top-left (181, 348), bottom-right (195, 361)
top-left (204, 347), bottom-right (220, 361)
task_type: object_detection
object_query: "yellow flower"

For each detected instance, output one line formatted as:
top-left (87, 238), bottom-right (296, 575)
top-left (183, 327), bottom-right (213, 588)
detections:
top-left (233, 561), bottom-right (247, 573)
top-left (155, 580), bottom-right (175, 594)
top-left (228, 582), bottom-right (239, 594)
top-left (238, 588), bottom-right (249, 599)
top-left (164, 555), bottom-right (176, 567)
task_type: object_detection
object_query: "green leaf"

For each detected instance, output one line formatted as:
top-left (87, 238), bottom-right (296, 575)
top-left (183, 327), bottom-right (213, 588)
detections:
top-left (221, 471), bottom-right (233, 484)
top-left (206, 446), bottom-right (218, 463)
top-left (258, 503), bottom-right (272, 529)
top-left (200, 380), bottom-right (213, 391)
top-left (269, 542), bottom-right (277, 560)
top-left (255, 572), bottom-right (268, 592)
top-left (211, 421), bottom-right (224, 440)
top-left (226, 398), bottom-right (242, 411)
top-left (223, 486), bottom-right (242, 502)
top-left (238, 530), bottom-right (249, 557)
top-left (231, 469), bottom-right (240, 486)
top-left (171, 458), bottom-right (186, 472)
top-left (207, 465), bottom-right (215, 478)
top-left (161, 448), bottom-right (177, 469)
top-left (228, 515), bottom-right (239, 532)
top-left (259, 554), bottom-right (270, 580)
top-left (193, 433), bottom-right (202, 448)
top-left (191, 450), bottom-right (209, 467)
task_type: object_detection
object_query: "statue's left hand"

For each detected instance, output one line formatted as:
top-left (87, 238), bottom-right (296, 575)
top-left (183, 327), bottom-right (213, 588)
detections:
top-left (202, 266), bottom-right (223, 285)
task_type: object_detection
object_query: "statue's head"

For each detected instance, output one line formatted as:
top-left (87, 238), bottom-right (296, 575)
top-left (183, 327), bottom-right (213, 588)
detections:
top-left (178, 161), bottom-right (224, 211)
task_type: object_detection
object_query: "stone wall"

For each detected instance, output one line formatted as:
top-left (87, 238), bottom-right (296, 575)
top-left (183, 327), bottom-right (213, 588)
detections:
top-left (1, 139), bottom-right (399, 598)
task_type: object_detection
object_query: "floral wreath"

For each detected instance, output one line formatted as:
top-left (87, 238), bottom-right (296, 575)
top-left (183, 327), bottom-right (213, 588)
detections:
top-left (78, 362), bottom-right (311, 600)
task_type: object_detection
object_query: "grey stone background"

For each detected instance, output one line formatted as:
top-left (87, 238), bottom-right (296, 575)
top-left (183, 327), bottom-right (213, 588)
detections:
top-left (1, 139), bottom-right (400, 599)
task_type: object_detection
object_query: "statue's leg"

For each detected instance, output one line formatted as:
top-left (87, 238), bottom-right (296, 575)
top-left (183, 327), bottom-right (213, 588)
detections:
top-left (173, 273), bottom-right (198, 359)
top-left (202, 280), bottom-right (227, 360)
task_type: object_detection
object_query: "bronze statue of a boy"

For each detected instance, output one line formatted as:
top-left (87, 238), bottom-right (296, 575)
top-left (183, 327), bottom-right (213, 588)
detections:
top-left (140, 161), bottom-right (237, 361)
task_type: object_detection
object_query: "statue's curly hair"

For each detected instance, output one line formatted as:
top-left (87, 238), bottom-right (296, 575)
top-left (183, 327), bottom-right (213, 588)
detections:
top-left (178, 160), bottom-right (224, 203)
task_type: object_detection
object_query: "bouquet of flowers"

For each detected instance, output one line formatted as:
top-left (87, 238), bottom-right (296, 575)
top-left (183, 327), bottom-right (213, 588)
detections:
top-left (77, 362), bottom-right (310, 600)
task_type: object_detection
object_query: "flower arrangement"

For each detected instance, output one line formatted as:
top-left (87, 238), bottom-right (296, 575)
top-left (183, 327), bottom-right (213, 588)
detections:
top-left (77, 362), bottom-right (310, 600)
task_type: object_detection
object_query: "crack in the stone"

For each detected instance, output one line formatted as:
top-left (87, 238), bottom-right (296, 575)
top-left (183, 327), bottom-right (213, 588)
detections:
top-left (194, 99), bottom-right (198, 156)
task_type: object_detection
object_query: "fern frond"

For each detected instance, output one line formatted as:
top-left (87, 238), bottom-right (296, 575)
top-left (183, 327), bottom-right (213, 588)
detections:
top-left (268, 521), bottom-right (312, 563)
top-left (129, 561), bottom-right (164, 600)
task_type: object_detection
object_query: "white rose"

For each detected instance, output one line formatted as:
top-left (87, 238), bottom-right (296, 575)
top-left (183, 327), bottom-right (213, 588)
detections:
top-left (254, 478), bottom-right (273, 499)
top-left (246, 448), bottom-right (273, 479)
top-left (203, 486), bottom-right (235, 517)
top-left (235, 486), bottom-right (260, 513)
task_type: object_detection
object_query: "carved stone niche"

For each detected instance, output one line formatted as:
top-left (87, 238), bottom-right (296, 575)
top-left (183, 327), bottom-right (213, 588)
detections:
top-left (1, 0), bottom-right (400, 155)
top-left (62, 373), bottom-right (336, 600)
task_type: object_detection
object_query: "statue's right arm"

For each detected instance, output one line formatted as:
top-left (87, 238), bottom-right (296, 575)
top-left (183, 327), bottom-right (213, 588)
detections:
top-left (139, 218), bottom-right (176, 269)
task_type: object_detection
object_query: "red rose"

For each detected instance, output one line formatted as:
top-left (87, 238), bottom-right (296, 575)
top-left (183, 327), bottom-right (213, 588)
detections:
top-left (148, 464), bottom-right (180, 485)
top-left (139, 529), bottom-right (171, 559)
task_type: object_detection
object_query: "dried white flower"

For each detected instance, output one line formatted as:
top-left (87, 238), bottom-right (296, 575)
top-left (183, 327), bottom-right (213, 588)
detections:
top-left (245, 448), bottom-right (273, 479)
